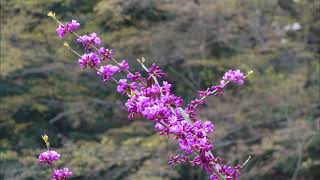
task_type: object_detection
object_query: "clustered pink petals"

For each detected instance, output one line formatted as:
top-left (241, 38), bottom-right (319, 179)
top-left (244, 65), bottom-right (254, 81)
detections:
top-left (168, 155), bottom-right (189, 167)
top-left (118, 59), bottom-right (129, 70)
top-left (77, 33), bottom-right (101, 50)
top-left (211, 80), bottom-right (226, 96)
top-left (78, 52), bottom-right (101, 68)
top-left (38, 150), bottom-right (60, 165)
top-left (97, 65), bottom-right (120, 81)
top-left (117, 79), bottom-right (137, 94)
top-left (38, 149), bottom-right (72, 179)
top-left (147, 63), bottom-right (166, 78)
top-left (119, 72), bottom-right (244, 179)
top-left (219, 165), bottom-right (242, 180)
top-left (192, 151), bottom-right (216, 173)
top-left (210, 174), bottom-right (219, 180)
top-left (127, 71), bottom-right (143, 81)
top-left (52, 17), bottom-right (250, 179)
top-left (56, 25), bottom-right (66, 39)
top-left (52, 168), bottom-right (72, 180)
top-left (66, 20), bottom-right (80, 31)
top-left (98, 48), bottom-right (114, 59)
top-left (223, 70), bottom-right (245, 85)
top-left (186, 69), bottom-right (245, 121)
top-left (56, 20), bottom-right (80, 39)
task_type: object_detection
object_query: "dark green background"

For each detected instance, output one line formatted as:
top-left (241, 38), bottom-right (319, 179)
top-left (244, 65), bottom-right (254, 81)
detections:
top-left (1, 0), bottom-right (319, 179)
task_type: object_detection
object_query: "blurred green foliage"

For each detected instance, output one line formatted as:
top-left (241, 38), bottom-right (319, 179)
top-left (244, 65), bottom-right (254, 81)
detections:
top-left (0, 0), bottom-right (319, 179)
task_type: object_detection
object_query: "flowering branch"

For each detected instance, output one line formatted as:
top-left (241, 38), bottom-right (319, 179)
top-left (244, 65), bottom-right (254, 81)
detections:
top-left (38, 134), bottom-right (72, 180)
top-left (136, 59), bottom-right (228, 179)
top-left (42, 11), bottom-right (253, 180)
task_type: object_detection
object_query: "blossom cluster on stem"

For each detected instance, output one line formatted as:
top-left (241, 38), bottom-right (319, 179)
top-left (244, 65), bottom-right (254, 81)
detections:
top-left (38, 134), bottom-right (72, 180)
top-left (47, 11), bottom-right (253, 180)
top-left (56, 20), bottom-right (80, 39)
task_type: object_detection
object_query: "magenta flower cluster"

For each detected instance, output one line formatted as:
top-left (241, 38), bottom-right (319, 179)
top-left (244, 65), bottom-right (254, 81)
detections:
top-left (99, 48), bottom-right (114, 59)
top-left (77, 33), bottom-right (101, 50)
top-left (38, 150), bottom-right (60, 165)
top-left (223, 70), bottom-right (245, 85)
top-left (56, 20), bottom-right (80, 39)
top-left (78, 52), bottom-right (100, 68)
top-left (48, 13), bottom-right (252, 179)
top-left (98, 65), bottom-right (120, 81)
top-left (38, 135), bottom-right (72, 179)
top-left (53, 168), bottom-right (72, 180)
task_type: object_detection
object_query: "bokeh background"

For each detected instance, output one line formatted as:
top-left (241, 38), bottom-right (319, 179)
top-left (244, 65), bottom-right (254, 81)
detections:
top-left (1, 0), bottom-right (319, 179)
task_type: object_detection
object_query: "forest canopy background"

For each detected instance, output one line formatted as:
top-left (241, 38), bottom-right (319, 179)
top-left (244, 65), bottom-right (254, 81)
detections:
top-left (0, 0), bottom-right (319, 179)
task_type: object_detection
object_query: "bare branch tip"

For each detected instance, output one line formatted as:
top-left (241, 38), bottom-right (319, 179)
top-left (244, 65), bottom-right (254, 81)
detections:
top-left (41, 134), bottom-right (49, 143)
top-left (241, 155), bottom-right (252, 168)
top-left (63, 42), bottom-right (70, 49)
top-left (41, 134), bottom-right (50, 149)
top-left (47, 11), bottom-right (56, 19)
